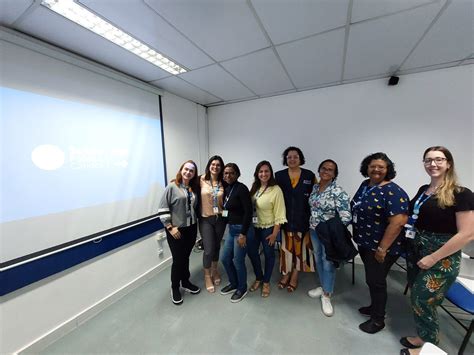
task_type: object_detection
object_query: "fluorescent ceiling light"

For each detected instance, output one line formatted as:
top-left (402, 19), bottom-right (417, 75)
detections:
top-left (41, 0), bottom-right (187, 75)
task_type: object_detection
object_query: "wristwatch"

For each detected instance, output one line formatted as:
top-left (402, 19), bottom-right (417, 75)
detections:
top-left (166, 225), bottom-right (173, 231)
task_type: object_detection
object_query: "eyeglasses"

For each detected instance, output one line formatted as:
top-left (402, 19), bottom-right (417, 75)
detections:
top-left (423, 157), bottom-right (447, 165)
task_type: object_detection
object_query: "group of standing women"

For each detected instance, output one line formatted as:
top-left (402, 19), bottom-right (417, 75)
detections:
top-left (158, 146), bottom-right (473, 354)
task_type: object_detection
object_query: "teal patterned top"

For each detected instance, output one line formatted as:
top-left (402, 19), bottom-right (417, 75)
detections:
top-left (308, 180), bottom-right (352, 229)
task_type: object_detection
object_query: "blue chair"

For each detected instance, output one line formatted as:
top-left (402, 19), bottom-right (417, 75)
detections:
top-left (441, 278), bottom-right (474, 355)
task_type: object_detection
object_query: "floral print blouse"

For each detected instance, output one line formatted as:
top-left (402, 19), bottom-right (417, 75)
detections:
top-left (308, 180), bottom-right (351, 230)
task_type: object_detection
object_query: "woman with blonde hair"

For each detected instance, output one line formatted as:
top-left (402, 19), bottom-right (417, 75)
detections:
top-left (158, 160), bottom-right (201, 305)
top-left (400, 146), bottom-right (473, 354)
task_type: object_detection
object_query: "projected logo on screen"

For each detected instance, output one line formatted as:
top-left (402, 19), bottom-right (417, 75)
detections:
top-left (31, 144), bottom-right (66, 170)
top-left (31, 145), bottom-right (129, 170)
top-left (69, 146), bottom-right (129, 169)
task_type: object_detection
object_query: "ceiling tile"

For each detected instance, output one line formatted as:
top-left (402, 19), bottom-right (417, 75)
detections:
top-left (179, 64), bottom-right (255, 101)
top-left (221, 48), bottom-right (294, 95)
top-left (252, 0), bottom-right (349, 44)
top-left (401, 0), bottom-right (474, 70)
top-left (15, 5), bottom-right (170, 82)
top-left (276, 29), bottom-right (345, 88)
top-left (0, 0), bottom-right (34, 26)
top-left (151, 76), bottom-right (221, 105)
top-left (345, 1), bottom-right (444, 80)
top-left (352, 0), bottom-right (439, 23)
top-left (145, 0), bottom-right (270, 61)
top-left (78, 0), bottom-right (213, 69)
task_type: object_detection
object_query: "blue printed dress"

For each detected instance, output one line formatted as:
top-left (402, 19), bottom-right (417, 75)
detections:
top-left (351, 180), bottom-right (409, 255)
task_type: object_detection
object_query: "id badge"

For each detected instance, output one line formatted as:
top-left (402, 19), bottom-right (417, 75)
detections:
top-left (311, 211), bottom-right (318, 218)
top-left (405, 229), bottom-right (416, 239)
top-left (222, 210), bottom-right (228, 217)
top-left (213, 206), bottom-right (219, 214)
top-left (252, 216), bottom-right (258, 224)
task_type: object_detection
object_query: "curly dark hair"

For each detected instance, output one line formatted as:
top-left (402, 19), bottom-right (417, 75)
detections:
top-left (249, 160), bottom-right (277, 196)
top-left (318, 159), bottom-right (339, 179)
top-left (359, 152), bottom-right (396, 181)
top-left (203, 155), bottom-right (225, 181)
top-left (282, 146), bottom-right (306, 166)
top-left (223, 162), bottom-right (241, 178)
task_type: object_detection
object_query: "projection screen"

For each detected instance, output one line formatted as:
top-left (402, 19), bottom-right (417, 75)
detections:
top-left (0, 29), bottom-right (166, 269)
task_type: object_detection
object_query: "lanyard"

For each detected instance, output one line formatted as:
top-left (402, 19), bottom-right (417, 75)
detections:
top-left (355, 183), bottom-right (379, 205)
top-left (181, 184), bottom-right (194, 224)
top-left (255, 185), bottom-right (268, 199)
top-left (406, 189), bottom-right (433, 235)
top-left (212, 182), bottom-right (220, 208)
top-left (411, 189), bottom-right (432, 220)
top-left (223, 184), bottom-right (236, 208)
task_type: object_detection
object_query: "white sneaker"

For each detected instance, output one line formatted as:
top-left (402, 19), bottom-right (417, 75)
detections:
top-left (308, 287), bottom-right (323, 298)
top-left (321, 294), bottom-right (334, 317)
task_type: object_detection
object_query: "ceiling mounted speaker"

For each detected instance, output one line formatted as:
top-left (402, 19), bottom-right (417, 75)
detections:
top-left (388, 76), bottom-right (399, 86)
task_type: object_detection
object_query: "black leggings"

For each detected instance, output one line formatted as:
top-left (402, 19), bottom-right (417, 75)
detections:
top-left (167, 224), bottom-right (197, 289)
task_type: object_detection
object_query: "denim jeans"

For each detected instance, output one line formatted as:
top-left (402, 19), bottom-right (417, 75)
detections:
top-left (247, 227), bottom-right (275, 283)
top-left (310, 228), bottom-right (336, 294)
top-left (220, 224), bottom-right (248, 292)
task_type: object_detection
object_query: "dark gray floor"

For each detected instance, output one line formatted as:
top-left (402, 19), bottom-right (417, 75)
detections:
top-left (36, 249), bottom-right (472, 355)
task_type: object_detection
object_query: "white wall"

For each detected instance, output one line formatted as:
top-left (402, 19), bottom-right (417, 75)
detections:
top-left (208, 65), bottom-right (473, 199)
top-left (161, 92), bottom-right (209, 176)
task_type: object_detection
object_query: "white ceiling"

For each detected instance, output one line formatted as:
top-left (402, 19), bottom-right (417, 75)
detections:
top-left (1, 0), bottom-right (473, 107)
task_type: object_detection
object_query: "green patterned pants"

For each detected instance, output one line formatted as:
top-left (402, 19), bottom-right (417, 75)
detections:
top-left (407, 229), bottom-right (460, 344)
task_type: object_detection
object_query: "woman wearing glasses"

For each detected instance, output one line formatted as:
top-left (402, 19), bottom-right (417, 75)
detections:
top-left (200, 155), bottom-right (226, 293)
top-left (400, 146), bottom-right (474, 355)
top-left (247, 161), bottom-right (287, 297)
top-left (158, 160), bottom-right (201, 305)
top-left (351, 152), bottom-right (409, 334)
top-left (275, 146), bottom-right (315, 292)
top-left (307, 159), bottom-right (351, 316)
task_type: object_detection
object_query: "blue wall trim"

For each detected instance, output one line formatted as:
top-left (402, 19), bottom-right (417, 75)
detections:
top-left (0, 219), bottom-right (163, 296)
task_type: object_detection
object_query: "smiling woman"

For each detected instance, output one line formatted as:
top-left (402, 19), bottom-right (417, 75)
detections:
top-left (158, 160), bottom-right (201, 305)
top-left (351, 152), bottom-right (409, 334)
top-left (401, 146), bottom-right (474, 353)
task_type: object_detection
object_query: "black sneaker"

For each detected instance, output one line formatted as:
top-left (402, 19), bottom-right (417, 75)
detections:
top-left (182, 281), bottom-right (201, 294)
top-left (171, 288), bottom-right (183, 305)
top-left (230, 289), bottom-right (248, 303)
top-left (358, 305), bottom-right (371, 317)
top-left (220, 284), bottom-right (237, 295)
top-left (359, 319), bottom-right (385, 334)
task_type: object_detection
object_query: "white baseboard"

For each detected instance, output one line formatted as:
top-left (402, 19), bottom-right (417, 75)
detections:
top-left (16, 257), bottom-right (172, 355)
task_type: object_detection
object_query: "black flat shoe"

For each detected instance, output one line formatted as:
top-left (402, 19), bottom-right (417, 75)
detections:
top-left (400, 337), bottom-right (422, 349)
top-left (400, 348), bottom-right (410, 355)
top-left (359, 319), bottom-right (385, 334)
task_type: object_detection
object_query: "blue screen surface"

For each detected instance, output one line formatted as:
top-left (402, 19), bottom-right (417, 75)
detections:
top-left (1, 86), bottom-right (166, 223)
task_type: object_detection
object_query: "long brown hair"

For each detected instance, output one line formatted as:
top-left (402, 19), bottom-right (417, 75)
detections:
top-left (423, 146), bottom-right (461, 208)
top-left (249, 160), bottom-right (277, 196)
top-left (173, 160), bottom-right (199, 192)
